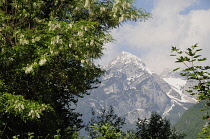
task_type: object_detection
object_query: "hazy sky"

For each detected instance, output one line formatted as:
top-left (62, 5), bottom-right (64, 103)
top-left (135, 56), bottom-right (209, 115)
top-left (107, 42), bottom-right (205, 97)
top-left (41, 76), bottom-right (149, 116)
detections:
top-left (98, 0), bottom-right (210, 74)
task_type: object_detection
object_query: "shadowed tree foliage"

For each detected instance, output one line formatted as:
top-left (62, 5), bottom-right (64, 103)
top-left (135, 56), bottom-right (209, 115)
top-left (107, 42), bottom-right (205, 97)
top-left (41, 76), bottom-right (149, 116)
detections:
top-left (135, 112), bottom-right (185, 139)
top-left (85, 106), bottom-right (126, 138)
top-left (90, 123), bottom-right (138, 139)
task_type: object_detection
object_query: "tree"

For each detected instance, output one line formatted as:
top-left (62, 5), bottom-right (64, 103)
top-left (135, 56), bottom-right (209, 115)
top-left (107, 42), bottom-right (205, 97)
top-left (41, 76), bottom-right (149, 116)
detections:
top-left (135, 112), bottom-right (185, 139)
top-left (86, 106), bottom-right (138, 139)
top-left (86, 106), bottom-right (126, 138)
top-left (197, 122), bottom-right (210, 139)
top-left (90, 123), bottom-right (122, 139)
top-left (171, 44), bottom-right (210, 105)
top-left (0, 0), bottom-right (150, 138)
top-left (171, 44), bottom-right (210, 138)
top-left (90, 123), bottom-right (138, 139)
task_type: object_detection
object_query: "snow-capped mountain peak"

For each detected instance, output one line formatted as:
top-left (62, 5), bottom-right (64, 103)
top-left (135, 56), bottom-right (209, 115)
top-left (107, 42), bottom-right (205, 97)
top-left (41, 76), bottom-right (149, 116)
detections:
top-left (120, 51), bottom-right (143, 63)
top-left (77, 52), bottom-right (196, 126)
top-left (106, 51), bottom-right (154, 75)
top-left (109, 51), bottom-right (145, 67)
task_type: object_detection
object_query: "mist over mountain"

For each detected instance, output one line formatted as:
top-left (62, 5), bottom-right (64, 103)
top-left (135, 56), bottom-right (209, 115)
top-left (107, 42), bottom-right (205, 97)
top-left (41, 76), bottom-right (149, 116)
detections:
top-left (76, 52), bottom-right (196, 125)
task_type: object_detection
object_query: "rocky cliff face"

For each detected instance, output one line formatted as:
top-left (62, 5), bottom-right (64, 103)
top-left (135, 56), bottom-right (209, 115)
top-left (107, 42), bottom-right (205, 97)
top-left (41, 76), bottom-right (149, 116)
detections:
top-left (76, 52), bottom-right (196, 125)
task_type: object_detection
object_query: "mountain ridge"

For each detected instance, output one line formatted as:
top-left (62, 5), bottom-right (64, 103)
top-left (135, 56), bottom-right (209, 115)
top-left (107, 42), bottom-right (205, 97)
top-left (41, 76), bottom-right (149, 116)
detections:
top-left (105, 51), bottom-right (154, 75)
top-left (77, 51), bottom-right (196, 125)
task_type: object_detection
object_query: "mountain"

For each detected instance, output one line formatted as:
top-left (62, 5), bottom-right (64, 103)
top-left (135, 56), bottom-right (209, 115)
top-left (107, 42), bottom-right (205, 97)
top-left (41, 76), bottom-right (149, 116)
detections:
top-left (173, 101), bottom-right (210, 139)
top-left (159, 68), bottom-right (183, 78)
top-left (76, 52), bottom-right (196, 126)
top-left (159, 68), bottom-right (197, 123)
top-left (160, 68), bottom-right (197, 102)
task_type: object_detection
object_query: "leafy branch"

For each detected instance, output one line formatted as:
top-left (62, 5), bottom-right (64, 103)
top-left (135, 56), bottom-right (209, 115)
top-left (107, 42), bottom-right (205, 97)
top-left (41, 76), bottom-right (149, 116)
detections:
top-left (171, 44), bottom-right (210, 115)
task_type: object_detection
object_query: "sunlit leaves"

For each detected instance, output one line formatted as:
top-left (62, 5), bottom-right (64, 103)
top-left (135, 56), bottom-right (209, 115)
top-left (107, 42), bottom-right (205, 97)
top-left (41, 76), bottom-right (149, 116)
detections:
top-left (171, 44), bottom-right (210, 113)
top-left (91, 123), bottom-right (122, 139)
top-left (0, 93), bottom-right (52, 120)
top-left (171, 44), bottom-right (210, 139)
top-left (198, 58), bottom-right (207, 62)
top-left (173, 67), bottom-right (180, 72)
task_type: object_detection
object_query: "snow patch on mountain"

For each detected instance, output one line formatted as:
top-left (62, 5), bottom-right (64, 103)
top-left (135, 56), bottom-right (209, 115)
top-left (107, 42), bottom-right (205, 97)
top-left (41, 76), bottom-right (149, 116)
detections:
top-left (107, 51), bottom-right (154, 75)
top-left (163, 78), bottom-right (187, 94)
top-left (77, 51), bottom-right (196, 126)
top-left (164, 78), bottom-right (187, 102)
top-left (163, 77), bottom-right (196, 103)
top-left (163, 99), bottom-right (175, 116)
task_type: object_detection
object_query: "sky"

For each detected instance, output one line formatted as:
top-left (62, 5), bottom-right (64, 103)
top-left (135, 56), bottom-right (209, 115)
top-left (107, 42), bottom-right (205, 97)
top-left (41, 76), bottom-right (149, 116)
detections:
top-left (98, 0), bottom-right (210, 74)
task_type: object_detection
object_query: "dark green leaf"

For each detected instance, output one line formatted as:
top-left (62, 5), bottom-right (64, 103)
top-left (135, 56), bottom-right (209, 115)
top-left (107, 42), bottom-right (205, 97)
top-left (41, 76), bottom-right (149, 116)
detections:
top-left (173, 67), bottom-right (180, 71)
top-left (198, 58), bottom-right (207, 61)
top-left (171, 46), bottom-right (179, 52)
top-left (195, 49), bottom-right (202, 52)
top-left (193, 55), bottom-right (201, 58)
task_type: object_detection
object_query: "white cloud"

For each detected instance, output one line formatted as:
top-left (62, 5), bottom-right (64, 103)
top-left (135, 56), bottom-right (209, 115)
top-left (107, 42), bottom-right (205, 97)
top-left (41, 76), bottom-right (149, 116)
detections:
top-left (97, 42), bottom-right (120, 66)
top-left (99, 0), bottom-right (210, 74)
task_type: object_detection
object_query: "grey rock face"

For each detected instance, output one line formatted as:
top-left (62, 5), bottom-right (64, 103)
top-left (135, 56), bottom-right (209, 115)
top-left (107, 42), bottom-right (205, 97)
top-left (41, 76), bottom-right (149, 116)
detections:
top-left (77, 52), bottom-right (196, 125)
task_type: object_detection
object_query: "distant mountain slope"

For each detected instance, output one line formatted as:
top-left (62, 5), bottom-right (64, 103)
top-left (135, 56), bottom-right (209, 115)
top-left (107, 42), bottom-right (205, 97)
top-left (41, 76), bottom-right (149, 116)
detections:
top-left (76, 52), bottom-right (196, 125)
top-left (160, 68), bottom-right (197, 103)
top-left (173, 101), bottom-right (210, 139)
top-left (159, 68), bottom-right (198, 124)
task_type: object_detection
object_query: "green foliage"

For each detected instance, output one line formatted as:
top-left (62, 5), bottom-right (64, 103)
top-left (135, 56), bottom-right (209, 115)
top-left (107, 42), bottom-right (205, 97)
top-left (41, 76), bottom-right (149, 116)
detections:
top-left (197, 122), bottom-right (210, 139)
top-left (0, 0), bottom-right (150, 138)
top-left (10, 130), bottom-right (83, 139)
top-left (86, 106), bottom-right (138, 139)
top-left (85, 108), bottom-right (184, 139)
top-left (86, 106), bottom-right (126, 138)
top-left (135, 112), bottom-right (185, 139)
top-left (0, 93), bottom-right (52, 120)
top-left (173, 101), bottom-right (210, 139)
top-left (90, 123), bottom-right (138, 139)
top-left (171, 44), bottom-right (210, 103)
top-left (91, 123), bottom-right (122, 139)
top-left (171, 44), bottom-right (210, 138)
